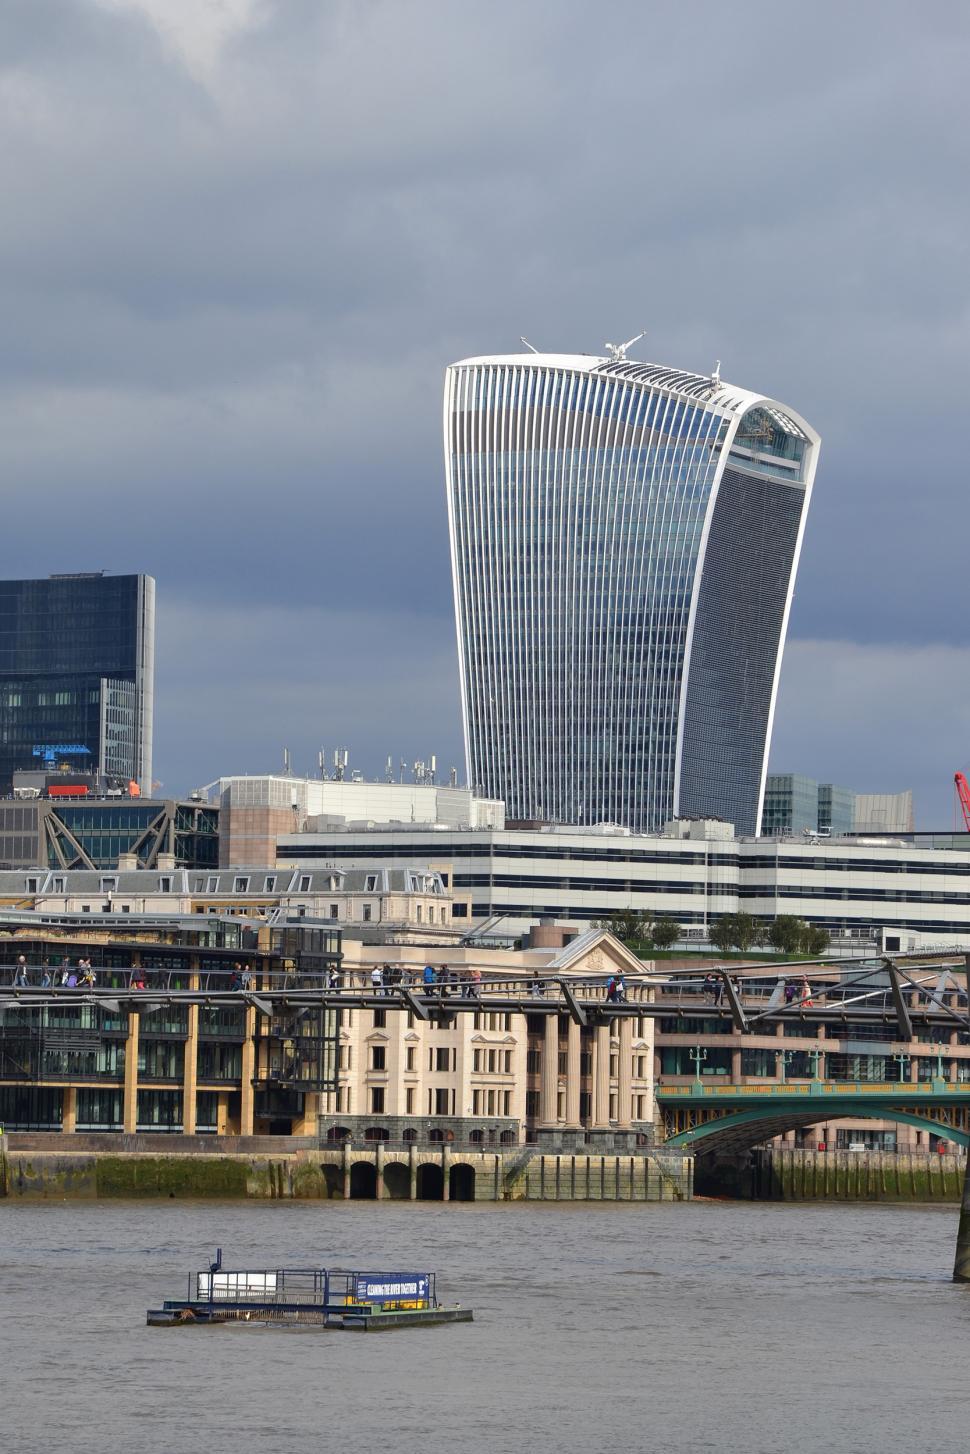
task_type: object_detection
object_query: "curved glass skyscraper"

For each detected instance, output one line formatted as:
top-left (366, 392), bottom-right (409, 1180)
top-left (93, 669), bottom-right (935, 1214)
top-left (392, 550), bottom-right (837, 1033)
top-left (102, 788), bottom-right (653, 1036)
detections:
top-left (444, 351), bottom-right (820, 835)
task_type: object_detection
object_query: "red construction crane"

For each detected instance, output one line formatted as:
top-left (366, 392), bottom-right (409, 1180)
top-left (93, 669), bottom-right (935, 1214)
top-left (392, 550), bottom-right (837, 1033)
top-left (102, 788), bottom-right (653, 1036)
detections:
top-left (956, 772), bottom-right (970, 832)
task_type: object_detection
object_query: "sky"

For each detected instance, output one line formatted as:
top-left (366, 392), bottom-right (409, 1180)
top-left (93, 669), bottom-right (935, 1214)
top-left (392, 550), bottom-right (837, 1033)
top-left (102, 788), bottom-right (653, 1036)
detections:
top-left (1, 0), bottom-right (968, 823)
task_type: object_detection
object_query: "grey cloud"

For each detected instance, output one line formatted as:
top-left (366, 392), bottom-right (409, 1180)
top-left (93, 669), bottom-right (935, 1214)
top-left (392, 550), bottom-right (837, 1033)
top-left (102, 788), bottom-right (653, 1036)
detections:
top-left (154, 600), bottom-right (463, 791)
top-left (770, 640), bottom-right (970, 826)
top-left (0, 0), bottom-right (967, 807)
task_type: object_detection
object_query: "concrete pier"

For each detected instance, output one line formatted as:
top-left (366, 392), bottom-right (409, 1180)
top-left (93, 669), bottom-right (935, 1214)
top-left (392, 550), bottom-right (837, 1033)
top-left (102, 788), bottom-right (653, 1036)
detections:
top-left (702, 1146), bottom-right (966, 1202)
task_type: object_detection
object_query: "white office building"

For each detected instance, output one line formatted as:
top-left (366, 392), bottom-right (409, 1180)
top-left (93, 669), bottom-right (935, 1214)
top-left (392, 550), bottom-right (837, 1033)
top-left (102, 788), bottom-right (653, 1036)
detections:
top-left (278, 822), bottom-right (970, 952)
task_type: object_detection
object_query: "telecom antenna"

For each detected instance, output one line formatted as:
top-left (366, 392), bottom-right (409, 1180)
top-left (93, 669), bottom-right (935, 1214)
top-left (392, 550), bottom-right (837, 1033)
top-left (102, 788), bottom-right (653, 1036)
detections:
top-left (604, 330), bottom-right (646, 362)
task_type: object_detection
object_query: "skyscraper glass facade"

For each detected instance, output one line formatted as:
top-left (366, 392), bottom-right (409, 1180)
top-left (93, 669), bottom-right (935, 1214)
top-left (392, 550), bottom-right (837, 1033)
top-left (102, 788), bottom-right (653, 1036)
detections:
top-left (0, 574), bottom-right (155, 794)
top-left (445, 353), bottom-right (819, 835)
top-left (818, 783), bottom-right (855, 836)
top-left (761, 774), bottom-right (822, 836)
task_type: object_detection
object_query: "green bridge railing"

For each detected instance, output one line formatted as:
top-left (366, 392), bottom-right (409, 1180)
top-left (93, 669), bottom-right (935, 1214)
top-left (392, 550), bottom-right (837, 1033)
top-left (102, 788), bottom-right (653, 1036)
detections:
top-left (658, 1080), bottom-right (970, 1100)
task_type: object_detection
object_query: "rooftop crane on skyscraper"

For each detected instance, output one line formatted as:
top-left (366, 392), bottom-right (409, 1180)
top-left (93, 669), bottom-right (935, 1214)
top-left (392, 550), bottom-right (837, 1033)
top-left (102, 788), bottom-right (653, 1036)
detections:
top-left (955, 772), bottom-right (970, 832)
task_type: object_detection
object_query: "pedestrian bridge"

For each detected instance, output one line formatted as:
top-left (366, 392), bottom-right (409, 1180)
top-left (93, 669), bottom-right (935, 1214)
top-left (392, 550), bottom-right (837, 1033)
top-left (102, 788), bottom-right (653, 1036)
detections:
top-left (658, 1080), bottom-right (970, 1154)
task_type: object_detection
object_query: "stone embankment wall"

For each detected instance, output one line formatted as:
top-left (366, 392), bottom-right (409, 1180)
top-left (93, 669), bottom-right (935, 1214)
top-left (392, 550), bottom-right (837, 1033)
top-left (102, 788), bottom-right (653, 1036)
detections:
top-left (755, 1148), bottom-right (965, 1202)
top-left (0, 1133), bottom-right (691, 1202)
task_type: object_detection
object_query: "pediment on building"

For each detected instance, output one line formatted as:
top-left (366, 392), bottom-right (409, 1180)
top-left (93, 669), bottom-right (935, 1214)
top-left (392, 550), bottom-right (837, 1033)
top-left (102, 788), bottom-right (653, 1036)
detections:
top-left (365, 1031), bottom-right (390, 1044)
top-left (546, 927), bottom-right (649, 977)
top-left (404, 1031), bottom-right (421, 1042)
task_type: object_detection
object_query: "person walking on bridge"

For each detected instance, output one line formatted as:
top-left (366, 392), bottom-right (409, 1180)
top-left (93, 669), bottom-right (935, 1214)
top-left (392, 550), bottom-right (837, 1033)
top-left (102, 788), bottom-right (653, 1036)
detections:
top-left (423, 964), bottom-right (436, 997)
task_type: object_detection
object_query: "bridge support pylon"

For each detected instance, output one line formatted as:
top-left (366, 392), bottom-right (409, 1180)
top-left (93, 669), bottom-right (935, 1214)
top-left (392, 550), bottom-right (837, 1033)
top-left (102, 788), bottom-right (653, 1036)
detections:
top-left (954, 1154), bottom-right (970, 1283)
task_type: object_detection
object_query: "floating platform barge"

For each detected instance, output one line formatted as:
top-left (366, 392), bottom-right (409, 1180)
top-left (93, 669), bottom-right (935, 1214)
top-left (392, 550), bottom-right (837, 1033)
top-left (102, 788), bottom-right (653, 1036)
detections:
top-left (147, 1252), bottom-right (472, 1331)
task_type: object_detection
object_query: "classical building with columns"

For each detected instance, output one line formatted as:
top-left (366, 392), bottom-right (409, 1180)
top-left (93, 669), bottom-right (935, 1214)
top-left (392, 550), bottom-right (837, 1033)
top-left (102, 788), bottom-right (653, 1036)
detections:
top-left (327, 929), bottom-right (656, 1146)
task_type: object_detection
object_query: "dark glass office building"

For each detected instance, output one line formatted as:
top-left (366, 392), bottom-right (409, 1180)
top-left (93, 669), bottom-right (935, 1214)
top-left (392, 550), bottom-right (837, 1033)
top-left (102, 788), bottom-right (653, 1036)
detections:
top-left (0, 573), bottom-right (155, 795)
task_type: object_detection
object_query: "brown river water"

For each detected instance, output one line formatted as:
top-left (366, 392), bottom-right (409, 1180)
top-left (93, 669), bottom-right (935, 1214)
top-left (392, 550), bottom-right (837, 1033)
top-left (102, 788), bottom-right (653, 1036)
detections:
top-left (1, 1198), bottom-right (968, 1454)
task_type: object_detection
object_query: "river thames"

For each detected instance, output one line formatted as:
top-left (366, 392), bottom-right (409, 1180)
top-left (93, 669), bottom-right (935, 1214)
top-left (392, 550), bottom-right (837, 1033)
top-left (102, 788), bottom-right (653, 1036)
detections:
top-left (2, 1198), bottom-right (968, 1454)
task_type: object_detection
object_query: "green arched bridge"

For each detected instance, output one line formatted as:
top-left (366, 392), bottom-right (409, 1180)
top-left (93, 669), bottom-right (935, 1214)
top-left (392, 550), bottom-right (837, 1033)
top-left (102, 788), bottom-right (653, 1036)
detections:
top-left (658, 1080), bottom-right (970, 1154)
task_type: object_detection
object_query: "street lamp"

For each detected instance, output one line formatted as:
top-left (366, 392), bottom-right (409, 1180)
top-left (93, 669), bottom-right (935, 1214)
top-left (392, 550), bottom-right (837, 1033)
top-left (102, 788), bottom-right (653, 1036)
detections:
top-left (689, 1046), bottom-right (708, 1085)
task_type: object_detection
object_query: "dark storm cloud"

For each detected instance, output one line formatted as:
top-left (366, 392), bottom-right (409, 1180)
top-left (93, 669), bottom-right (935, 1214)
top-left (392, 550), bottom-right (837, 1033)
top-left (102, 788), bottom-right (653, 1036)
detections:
top-left (1, 0), bottom-right (967, 817)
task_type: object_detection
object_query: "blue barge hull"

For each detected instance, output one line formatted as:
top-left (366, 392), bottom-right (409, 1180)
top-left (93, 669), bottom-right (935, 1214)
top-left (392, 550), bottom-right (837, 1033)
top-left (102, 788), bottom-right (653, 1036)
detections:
top-left (147, 1300), bottom-right (473, 1330)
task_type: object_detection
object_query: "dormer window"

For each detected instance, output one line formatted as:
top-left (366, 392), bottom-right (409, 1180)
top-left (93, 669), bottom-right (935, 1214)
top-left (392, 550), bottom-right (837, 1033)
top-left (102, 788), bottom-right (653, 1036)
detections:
top-left (299, 875), bottom-right (311, 892)
top-left (233, 876), bottom-right (249, 893)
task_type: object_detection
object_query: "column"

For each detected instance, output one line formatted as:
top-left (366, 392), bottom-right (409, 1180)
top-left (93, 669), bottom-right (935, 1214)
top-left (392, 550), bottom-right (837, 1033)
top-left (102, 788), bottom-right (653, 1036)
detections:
top-left (62, 1085), bottom-right (77, 1134)
top-left (123, 1009), bottom-right (140, 1133)
top-left (616, 1017), bottom-right (633, 1130)
top-left (217, 1091), bottom-right (229, 1136)
top-left (565, 1019), bottom-right (582, 1128)
top-left (540, 1014), bottom-right (560, 1127)
top-left (954, 1154), bottom-right (970, 1281)
top-left (183, 1002), bottom-right (199, 1136)
top-left (240, 1004), bottom-right (256, 1136)
top-left (295, 1092), bottom-right (320, 1135)
top-left (593, 1023), bottom-right (611, 1128)
top-left (375, 1140), bottom-right (385, 1200)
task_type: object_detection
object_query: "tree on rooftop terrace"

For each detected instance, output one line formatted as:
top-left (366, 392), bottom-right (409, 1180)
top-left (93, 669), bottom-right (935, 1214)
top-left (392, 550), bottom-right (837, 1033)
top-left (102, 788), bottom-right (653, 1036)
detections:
top-left (709, 917), bottom-right (737, 954)
top-left (802, 924), bottom-right (830, 956)
top-left (767, 915), bottom-right (807, 955)
top-left (709, 912), bottom-right (759, 954)
top-left (596, 908), bottom-right (653, 946)
top-left (651, 918), bottom-right (680, 950)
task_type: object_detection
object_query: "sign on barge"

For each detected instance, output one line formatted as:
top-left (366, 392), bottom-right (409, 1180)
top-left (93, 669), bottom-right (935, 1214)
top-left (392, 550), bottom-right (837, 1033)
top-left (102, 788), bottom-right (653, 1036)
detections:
top-left (147, 1250), bottom-right (473, 1331)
